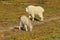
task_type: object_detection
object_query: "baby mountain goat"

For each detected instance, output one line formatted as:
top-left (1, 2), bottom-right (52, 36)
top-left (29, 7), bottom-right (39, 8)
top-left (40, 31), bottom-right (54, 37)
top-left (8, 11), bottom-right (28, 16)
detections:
top-left (26, 5), bottom-right (44, 21)
top-left (19, 15), bottom-right (32, 31)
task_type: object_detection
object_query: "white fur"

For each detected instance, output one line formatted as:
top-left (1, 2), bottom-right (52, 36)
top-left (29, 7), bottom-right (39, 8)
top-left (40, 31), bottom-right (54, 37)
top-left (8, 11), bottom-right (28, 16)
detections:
top-left (26, 5), bottom-right (44, 21)
top-left (19, 15), bottom-right (32, 31)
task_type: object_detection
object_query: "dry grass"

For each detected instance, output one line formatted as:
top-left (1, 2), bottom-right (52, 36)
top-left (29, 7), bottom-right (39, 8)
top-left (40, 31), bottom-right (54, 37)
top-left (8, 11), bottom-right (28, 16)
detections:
top-left (0, 0), bottom-right (60, 40)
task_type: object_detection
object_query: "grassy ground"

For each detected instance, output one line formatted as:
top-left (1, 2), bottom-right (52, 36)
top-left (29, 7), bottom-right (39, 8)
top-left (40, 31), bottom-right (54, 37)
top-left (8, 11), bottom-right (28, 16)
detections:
top-left (0, 0), bottom-right (60, 40)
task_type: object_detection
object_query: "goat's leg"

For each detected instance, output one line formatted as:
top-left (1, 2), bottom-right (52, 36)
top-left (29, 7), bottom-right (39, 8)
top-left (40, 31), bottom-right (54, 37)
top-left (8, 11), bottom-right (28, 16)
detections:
top-left (24, 25), bottom-right (28, 31)
top-left (30, 25), bottom-right (32, 32)
top-left (19, 22), bottom-right (22, 30)
top-left (39, 13), bottom-right (44, 21)
top-left (31, 14), bottom-right (34, 21)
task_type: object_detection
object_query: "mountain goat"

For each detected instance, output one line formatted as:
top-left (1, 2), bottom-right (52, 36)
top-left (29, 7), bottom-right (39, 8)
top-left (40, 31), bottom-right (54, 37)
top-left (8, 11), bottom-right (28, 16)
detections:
top-left (19, 15), bottom-right (32, 31)
top-left (26, 5), bottom-right (44, 21)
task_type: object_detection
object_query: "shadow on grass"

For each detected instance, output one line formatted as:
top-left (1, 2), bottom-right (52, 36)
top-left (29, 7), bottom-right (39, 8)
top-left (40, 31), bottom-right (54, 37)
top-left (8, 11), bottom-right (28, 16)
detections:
top-left (14, 26), bottom-right (25, 31)
top-left (30, 18), bottom-right (40, 21)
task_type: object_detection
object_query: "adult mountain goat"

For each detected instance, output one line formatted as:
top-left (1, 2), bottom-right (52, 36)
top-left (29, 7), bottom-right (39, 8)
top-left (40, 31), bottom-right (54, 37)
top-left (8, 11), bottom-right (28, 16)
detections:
top-left (19, 15), bottom-right (32, 31)
top-left (26, 5), bottom-right (44, 21)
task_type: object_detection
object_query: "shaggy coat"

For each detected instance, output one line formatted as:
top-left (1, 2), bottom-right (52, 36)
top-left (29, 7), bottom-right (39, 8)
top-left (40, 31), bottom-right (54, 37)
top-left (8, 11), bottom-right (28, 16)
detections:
top-left (19, 15), bottom-right (32, 31)
top-left (26, 5), bottom-right (44, 21)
